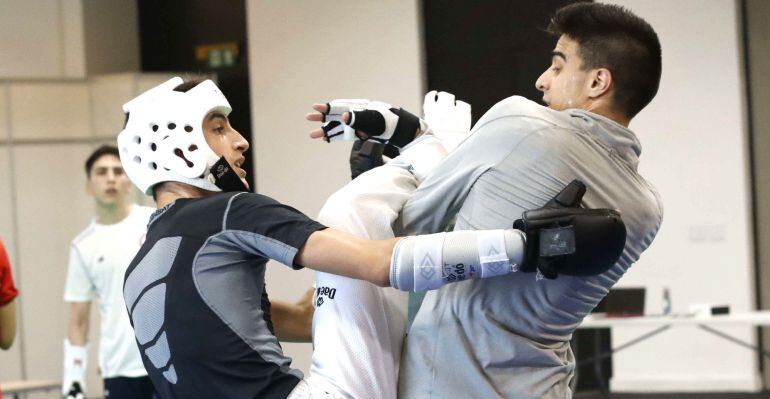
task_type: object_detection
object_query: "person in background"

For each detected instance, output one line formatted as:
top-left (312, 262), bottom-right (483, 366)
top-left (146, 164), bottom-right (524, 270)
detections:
top-left (63, 145), bottom-right (156, 399)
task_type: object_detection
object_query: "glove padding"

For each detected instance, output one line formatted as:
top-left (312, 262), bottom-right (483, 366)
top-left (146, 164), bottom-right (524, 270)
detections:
top-left (321, 99), bottom-right (421, 149)
top-left (422, 91), bottom-right (471, 136)
top-left (513, 180), bottom-right (626, 279)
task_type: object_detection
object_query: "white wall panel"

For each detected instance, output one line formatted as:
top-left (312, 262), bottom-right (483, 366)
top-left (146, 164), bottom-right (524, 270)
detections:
top-left (10, 83), bottom-right (91, 140)
top-left (90, 74), bottom-right (136, 139)
top-left (0, 0), bottom-right (64, 78)
top-left (602, 0), bottom-right (758, 392)
top-left (82, 0), bottom-right (139, 76)
top-left (12, 144), bottom-right (101, 395)
top-left (61, 0), bottom-right (86, 78)
top-left (248, 0), bottom-right (424, 372)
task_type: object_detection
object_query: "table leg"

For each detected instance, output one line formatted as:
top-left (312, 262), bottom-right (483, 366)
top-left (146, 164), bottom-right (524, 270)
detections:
top-left (593, 331), bottom-right (609, 398)
top-left (698, 324), bottom-right (770, 358)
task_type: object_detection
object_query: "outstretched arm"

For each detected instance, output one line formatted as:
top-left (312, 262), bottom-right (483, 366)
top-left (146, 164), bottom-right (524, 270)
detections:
top-left (296, 229), bottom-right (397, 287)
top-left (296, 180), bottom-right (626, 291)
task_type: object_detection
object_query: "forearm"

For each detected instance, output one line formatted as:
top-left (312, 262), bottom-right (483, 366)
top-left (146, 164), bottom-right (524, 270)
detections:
top-left (0, 300), bottom-right (17, 350)
top-left (271, 289), bottom-right (314, 342)
top-left (67, 303), bottom-right (90, 346)
top-left (391, 229), bottom-right (526, 291)
top-left (296, 229), bottom-right (396, 287)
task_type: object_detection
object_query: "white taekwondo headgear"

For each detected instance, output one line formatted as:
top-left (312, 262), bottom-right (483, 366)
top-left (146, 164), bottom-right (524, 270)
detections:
top-left (117, 77), bottom-right (232, 195)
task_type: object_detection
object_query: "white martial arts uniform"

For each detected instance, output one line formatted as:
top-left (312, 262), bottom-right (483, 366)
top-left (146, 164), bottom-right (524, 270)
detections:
top-left (64, 204), bottom-right (155, 378)
top-left (397, 97), bottom-right (663, 399)
top-left (308, 135), bottom-right (452, 399)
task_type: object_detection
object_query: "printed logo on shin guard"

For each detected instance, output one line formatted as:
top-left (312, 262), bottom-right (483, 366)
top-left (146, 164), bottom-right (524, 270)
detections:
top-left (315, 286), bottom-right (337, 307)
top-left (441, 262), bottom-right (477, 283)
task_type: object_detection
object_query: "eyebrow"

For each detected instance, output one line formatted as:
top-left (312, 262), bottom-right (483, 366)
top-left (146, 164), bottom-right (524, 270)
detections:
top-left (552, 51), bottom-right (566, 61)
top-left (207, 112), bottom-right (227, 122)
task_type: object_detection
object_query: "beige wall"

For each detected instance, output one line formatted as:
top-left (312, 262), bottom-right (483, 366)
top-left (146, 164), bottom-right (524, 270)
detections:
top-left (82, 0), bottom-right (140, 76)
top-left (0, 74), bottom-right (170, 399)
top-left (604, 0), bottom-right (758, 392)
top-left (0, 0), bottom-right (139, 80)
top-left (0, 0), bottom-right (86, 78)
top-left (0, 2), bottom-right (142, 394)
top-left (247, 0), bottom-right (425, 372)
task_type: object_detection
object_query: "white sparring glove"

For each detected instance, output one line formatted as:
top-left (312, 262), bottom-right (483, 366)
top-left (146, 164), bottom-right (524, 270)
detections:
top-left (63, 339), bottom-right (87, 399)
top-left (422, 90), bottom-right (471, 152)
top-left (320, 99), bottom-right (370, 142)
top-left (321, 99), bottom-right (422, 149)
top-left (396, 91), bottom-right (472, 181)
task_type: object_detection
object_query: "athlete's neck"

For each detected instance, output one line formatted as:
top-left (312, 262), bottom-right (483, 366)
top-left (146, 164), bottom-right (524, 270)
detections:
top-left (154, 182), bottom-right (216, 209)
top-left (583, 100), bottom-right (630, 127)
top-left (96, 202), bottom-right (132, 225)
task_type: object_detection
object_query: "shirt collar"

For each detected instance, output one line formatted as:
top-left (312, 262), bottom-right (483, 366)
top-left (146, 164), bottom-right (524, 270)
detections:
top-left (567, 109), bottom-right (643, 169)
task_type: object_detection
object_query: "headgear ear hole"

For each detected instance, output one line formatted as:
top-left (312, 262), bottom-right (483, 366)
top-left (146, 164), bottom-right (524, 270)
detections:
top-left (184, 125), bottom-right (193, 133)
top-left (133, 155), bottom-right (142, 164)
top-left (151, 124), bottom-right (159, 132)
top-left (188, 144), bottom-right (198, 152)
top-left (133, 136), bottom-right (141, 144)
top-left (173, 148), bottom-right (194, 168)
top-left (150, 143), bottom-right (157, 151)
top-left (149, 162), bottom-right (157, 170)
top-left (168, 122), bottom-right (177, 130)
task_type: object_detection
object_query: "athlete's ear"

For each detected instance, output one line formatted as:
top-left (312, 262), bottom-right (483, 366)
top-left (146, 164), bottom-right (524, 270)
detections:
top-left (588, 68), bottom-right (612, 99)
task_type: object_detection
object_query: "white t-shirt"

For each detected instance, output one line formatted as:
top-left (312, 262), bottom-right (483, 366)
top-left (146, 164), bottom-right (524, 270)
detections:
top-left (64, 204), bottom-right (155, 378)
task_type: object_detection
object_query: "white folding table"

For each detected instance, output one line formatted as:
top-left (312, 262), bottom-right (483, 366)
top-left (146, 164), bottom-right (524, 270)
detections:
top-left (573, 311), bottom-right (770, 396)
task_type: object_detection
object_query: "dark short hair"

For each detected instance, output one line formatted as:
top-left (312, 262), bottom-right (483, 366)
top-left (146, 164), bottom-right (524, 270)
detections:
top-left (173, 79), bottom-right (205, 93)
top-left (548, 2), bottom-right (662, 118)
top-left (85, 145), bottom-right (120, 177)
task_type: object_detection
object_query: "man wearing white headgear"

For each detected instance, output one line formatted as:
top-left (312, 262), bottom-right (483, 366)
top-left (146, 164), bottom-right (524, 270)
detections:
top-left (118, 78), bottom-right (626, 399)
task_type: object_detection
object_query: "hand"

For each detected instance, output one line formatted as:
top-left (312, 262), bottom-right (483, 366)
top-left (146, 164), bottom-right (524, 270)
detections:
top-left (306, 99), bottom-right (370, 141)
top-left (513, 180), bottom-right (626, 279)
top-left (307, 99), bottom-right (422, 149)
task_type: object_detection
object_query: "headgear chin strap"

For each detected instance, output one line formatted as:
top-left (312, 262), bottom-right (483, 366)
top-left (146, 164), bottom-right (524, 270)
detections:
top-left (117, 77), bottom-right (239, 195)
top-left (208, 156), bottom-right (250, 192)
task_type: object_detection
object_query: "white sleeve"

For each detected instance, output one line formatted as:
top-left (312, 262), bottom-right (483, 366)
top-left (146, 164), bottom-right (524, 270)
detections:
top-left (63, 245), bottom-right (96, 302)
top-left (317, 162), bottom-right (418, 237)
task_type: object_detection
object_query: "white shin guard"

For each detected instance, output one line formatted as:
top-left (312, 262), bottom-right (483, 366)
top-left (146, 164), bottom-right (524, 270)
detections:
top-left (390, 229), bottom-right (526, 292)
